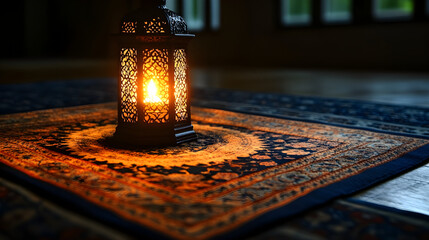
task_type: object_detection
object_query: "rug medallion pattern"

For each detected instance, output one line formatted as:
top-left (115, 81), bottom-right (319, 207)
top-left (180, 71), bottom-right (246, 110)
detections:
top-left (0, 103), bottom-right (427, 239)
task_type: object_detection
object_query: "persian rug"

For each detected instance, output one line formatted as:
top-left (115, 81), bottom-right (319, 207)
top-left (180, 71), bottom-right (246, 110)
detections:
top-left (193, 89), bottom-right (429, 138)
top-left (0, 101), bottom-right (428, 239)
top-left (2, 174), bottom-right (429, 240)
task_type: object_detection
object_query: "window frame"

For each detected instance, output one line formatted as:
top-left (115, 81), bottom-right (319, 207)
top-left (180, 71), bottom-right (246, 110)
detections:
top-left (276, 0), bottom-right (429, 29)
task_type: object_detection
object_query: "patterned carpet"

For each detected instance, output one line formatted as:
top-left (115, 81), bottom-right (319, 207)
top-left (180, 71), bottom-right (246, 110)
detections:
top-left (0, 79), bottom-right (428, 239)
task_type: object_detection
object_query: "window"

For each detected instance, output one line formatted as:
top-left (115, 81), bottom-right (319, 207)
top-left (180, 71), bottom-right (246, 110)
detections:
top-left (427, 0), bottom-right (429, 15)
top-left (373, 0), bottom-right (414, 20)
top-left (166, 0), bottom-right (220, 32)
top-left (280, 0), bottom-right (312, 26)
top-left (210, 0), bottom-right (221, 30)
top-left (166, 0), bottom-right (178, 12)
top-left (322, 0), bottom-right (352, 23)
top-left (279, 0), bottom-right (427, 28)
top-left (183, 0), bottom-right (206, 31)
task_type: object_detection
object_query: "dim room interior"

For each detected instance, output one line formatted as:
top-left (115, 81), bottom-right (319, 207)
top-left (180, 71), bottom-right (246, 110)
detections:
top-left (0, 0), bottom-right (428, 239)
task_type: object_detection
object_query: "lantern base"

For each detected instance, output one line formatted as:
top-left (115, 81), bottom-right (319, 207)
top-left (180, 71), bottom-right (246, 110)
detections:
top-left (113, 124), bottom-right (197, 147)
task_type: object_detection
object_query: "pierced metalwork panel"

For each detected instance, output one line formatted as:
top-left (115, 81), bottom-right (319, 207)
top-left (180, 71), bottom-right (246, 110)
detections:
top-left (120, 48), bottom-right (138, 123)
top-left (143, 17), bottom-right (167, 34)
top-left (121, 22), bottom-right (137, 33)
top-left (174, 49), bottom-right (188, 122)
top-left (142, 49), bottom-right (169, 123)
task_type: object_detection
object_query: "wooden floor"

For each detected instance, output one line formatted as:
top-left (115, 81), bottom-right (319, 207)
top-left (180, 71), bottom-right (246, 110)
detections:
top-left (356, 163), bottom-right (429, 216)
top-left (192, 68), bottom-right (429, 107)
top-left (192, 68), bottom-right (429, 216)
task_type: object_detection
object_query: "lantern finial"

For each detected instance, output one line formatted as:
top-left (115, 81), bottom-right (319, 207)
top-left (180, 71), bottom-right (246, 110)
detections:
top-left (123, 0), bottom-right (187, 35)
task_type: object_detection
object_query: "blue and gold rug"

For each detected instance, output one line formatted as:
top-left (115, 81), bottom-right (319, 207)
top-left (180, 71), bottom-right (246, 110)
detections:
top-left (0, 98), bottom-right (428, 239)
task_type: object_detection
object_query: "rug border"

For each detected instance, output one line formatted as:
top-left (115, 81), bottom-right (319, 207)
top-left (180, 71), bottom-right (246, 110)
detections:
top-left (0, 162), bottom-right (173, 240)
top-left (0, 143), bottom-right (427, 240)
top-left (193, 103), bottom-right (429, 140)
top-left (194, 88), bottom-right (429, 112)
top-left (210, 143), bottom-right (429, 240)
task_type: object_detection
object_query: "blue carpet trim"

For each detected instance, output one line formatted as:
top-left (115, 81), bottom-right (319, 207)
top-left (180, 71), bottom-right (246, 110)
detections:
top-left (213, 143), bottom-right (429, 239)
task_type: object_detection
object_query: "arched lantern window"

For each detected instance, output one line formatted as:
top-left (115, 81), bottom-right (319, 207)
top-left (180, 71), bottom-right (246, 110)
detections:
top-left (114, 0), bottom-right (196, 146)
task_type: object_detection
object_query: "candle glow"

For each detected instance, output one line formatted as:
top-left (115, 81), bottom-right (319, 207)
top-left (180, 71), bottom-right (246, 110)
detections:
top-left (144, 79), bottom-right (162, 103)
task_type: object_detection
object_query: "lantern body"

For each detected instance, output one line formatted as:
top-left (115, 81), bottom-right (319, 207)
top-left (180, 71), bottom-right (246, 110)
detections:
top-left (114, 0), bottom-right (196, 146)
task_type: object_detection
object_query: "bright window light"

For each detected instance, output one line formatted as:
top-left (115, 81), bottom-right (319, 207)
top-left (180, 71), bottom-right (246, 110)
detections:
top-left (281, 0), bottom-right (312, 26)
top-left (210, 0), bottom-right (221, 30)
top-left (166, 0), bottom-right (178, 12)
top-left (427, 0), bottom-right (429, 15)
top-left (183, 0), bottom-right (206, 32)
top-left (323, 0), bottom-right (352, 23)
top-left (373, 0), bottom-right (414, 20)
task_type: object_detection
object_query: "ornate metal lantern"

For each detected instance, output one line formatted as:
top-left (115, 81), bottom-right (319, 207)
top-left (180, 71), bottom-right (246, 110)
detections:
top-left (114, 0), bottom-right (196, 146)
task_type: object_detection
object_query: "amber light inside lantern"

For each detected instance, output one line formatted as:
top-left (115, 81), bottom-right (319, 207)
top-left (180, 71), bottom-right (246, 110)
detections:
top-left (119, 48), bottom-right (189, 124)
top-left (173, 49), bottom-right (189, 122)
top-left (142, 49), bottom-right (170, 123)
top-left (115, 0), bottom-right (196, 146)
top-left (120, 48), bottom-right (138, 123)
top-left (145, 80), bottom-right (162, 103)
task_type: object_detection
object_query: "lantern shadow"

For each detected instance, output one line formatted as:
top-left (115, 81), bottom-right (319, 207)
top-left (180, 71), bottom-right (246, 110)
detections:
top-left (98, 132), bottom-right (219, 152)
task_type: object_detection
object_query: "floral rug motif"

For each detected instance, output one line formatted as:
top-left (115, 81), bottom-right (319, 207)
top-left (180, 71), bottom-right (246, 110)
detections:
top-left (0, 103), bottom-right (428, 239)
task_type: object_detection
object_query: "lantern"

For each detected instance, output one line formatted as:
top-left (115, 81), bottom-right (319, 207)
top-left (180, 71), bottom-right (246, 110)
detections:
top-left (114, 0), bottom-right (196, 146)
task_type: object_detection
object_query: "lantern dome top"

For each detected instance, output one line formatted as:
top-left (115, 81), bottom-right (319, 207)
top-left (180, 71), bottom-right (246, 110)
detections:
top-left (121, 0), bottom-right (187, 35)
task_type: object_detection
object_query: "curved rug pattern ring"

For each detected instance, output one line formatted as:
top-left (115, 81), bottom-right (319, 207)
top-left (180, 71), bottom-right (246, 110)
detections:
top-left (66, 124), bottom-right (263, 169)
top-left (0, 103), bottom-right (428, 239)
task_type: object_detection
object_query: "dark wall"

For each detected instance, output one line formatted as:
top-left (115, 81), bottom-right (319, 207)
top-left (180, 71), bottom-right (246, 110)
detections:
top-left (189, 0), bottom-right (429, 71)
top-left (0, 0), bottom-right (136, 59)
top-left (1, 0), bottom-right (428, 72)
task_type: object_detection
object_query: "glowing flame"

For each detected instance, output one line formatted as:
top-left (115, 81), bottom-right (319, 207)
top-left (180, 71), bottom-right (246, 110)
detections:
top-left (144, 79), bottom-right (162, 103)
